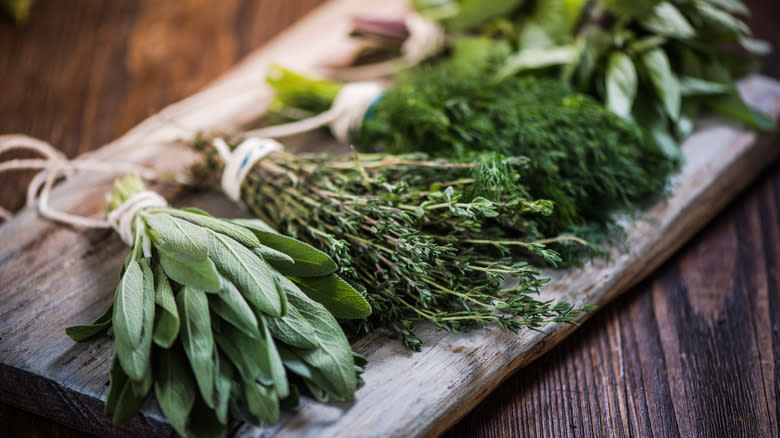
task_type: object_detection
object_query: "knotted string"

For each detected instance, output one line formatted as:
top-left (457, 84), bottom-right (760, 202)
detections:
top-left (0, 134), bottom-right (163, 245)
top-left (330, 12), bottom-right (446, 81)
top-left (211, 137), bottom-right (283, 202)
top-left (244, 81), bottom-right (385, 144)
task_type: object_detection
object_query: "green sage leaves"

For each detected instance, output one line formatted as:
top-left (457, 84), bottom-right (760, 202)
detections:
top-left (67, 176), bottom-right (371, 438)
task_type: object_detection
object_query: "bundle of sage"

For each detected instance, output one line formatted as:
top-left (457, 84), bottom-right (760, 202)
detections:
top-left (0, 134), bottom-right (372, 438)
top-left (63, 175), bottom-right (371, 437)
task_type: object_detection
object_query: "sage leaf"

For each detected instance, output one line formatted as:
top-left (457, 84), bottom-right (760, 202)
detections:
top-left (113, 259), bottom-right (144, 348)
top-left (170, 210), bottom-right (260, 249)
top-left (260, 316), bottom-right (289, 399)
top-left (113, 258), bottom-right (154, 381)
top-left (281, 277), bottom-right (357, 399)
top-left (152, 262), bottom-right (179, 348)
top-left (277, 344), bottom-right (313, 380)
top-left (178, 286), bottom-right (216, 408)
top-left (154, 346), bottom-right (196, 438)
top-left (245, 382), bottom-right (279, 425)
top-left (290, 274), bottom-right (371, 320)
top-left (208, 232), bottom-right (285, 317)
top-left (66, 303), bottom-right (113, 341)
top-left (213, 351), bottom-right (233, 425)
top-left (131, 259), bottom-right (156, 395)
top-left (105, 354), bottom-right (145, 425)
top-left (253, 245), bottom-right (294, 264)
top-left (641, 2), bottom-right (695, 39)
top-left (641, 48), bottom-right (680, 121)
top-left (157, 242), bottom-right (222, 292)
top-left (235, 219), bottom-right (337, 277)
top-left (265, 298), bottom-right (319, 350)
top-left (605, 52), bottom-right (638, 119)
top-left (209, 279), bottom-right (260, 339)
top-left (145, 213), bottom-right (209, 260)
top-left (213, 322), bottom-right (273, 385)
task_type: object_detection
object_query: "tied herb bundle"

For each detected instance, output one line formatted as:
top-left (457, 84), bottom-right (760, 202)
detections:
top-left (264, 62), bottom-right (677, 260)
top-left (67, 176), bottom-right (370, 437)
top-left (345, 0), bottom-right (774, 154)
top-left (194, 140), bottom-right (593, 350)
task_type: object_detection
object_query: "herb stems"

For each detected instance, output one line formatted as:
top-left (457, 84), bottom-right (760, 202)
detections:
top-left (195, 141), bottom-right (590, 350)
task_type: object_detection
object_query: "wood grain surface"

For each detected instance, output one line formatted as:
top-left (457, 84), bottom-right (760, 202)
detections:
top-left (0, 1), bottom-right (778, 437)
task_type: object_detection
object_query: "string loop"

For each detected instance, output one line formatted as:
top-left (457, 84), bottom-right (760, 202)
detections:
top-left (244, 81), bottom-right (384, 144)
top-left (212, 137), bottom-right (283, 202)
top-left (0, 134), bottom-right (160, 246)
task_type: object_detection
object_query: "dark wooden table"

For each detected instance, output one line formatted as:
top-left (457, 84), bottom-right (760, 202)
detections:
top-left (1, 1), bottom-right (778, 437)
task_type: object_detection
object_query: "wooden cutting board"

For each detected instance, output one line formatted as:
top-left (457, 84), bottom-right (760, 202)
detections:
top-left (1, 0), bottom-right (779, 437)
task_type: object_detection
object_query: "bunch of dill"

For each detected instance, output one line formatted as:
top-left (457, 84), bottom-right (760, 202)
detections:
top-left (354, 60), bottom-right (679, 260)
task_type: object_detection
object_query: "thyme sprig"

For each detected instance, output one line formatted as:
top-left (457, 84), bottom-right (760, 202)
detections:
top-left (195, 140), bottom-right (591, 349)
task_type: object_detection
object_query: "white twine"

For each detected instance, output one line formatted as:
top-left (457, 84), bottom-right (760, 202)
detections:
top-left (331, 12), bottom-right (446, 81)
top-left (106, 190), bottom-right (168, 246)
top-left (212, 137), bottom-right (283, 202)
top-left (0, 134), bottom-right (162, 246)
top-left (244, 81), bottom-right (385, 144)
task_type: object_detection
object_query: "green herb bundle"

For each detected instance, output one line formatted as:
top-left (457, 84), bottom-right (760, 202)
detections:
top-left (67, 176), bottom-right (370, 437)
top-left (194, 141), bottom-right (592, 350)
top-left (265, 63), bottom-right (677, 261)
top-left (347, 0), bottom-right (773, 155)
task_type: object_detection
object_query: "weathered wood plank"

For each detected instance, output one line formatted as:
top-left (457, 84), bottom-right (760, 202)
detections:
top-left (445, 163), bottom-right (780, 437)
top-left (0, 1), bottom-right (779, 437)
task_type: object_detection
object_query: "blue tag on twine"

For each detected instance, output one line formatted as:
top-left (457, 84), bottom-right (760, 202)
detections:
top-left (362, 93), bottom-right (384, 123)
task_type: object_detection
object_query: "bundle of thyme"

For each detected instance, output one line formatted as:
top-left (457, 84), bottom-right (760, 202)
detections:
top-left (194, 141), bottom-right (591, 349)
top-left (68, 176), bottom-right (370, 437)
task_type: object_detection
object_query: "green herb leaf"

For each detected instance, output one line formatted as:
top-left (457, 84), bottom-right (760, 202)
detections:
top-left (209, 279), bottom-right (260, 339)
top-left (605, 52), bottom-right (638, 119)
top-left (260, 316), bottom-right (289, 399)
top-left (281, 277), bottom-right (357, 400)
top-left (290, 274), bottom-right (371, 320)
top-left (236, 220), bottom-right (338, 277)
top-left (213, 351), bottom-right (233, 425)
top-left (157, 242), bottom-right (222, 292)
top-left (113, 258), bottom-right (153, 381)
top-left (641, 48), bottom-right (681, 121)
top-left (154, 346), bottom-right (196, 437)
top-left (105, 353), bottom-right (146, 424)
top-left (641, 2), bottom-right (695, 39)
top-left (678, 76), bottom-right (730, 96)
top-left (170, 210), bottom-right (261, 249)
top-left (264, 298), bottom-right (319, 350)
top-left (213, 321), bottom-right (274, 386)
top-left (208, 232), bottom-right (286, 317)
top-left (145, 213), bottom-right (209, 260)
top-left (66, 303), bottom-right (113, 341)
top-left (245, 381), bottom-right (279, 425)
top-left (177, 286), bottom-right (216, 408)
top-left (152, 262), bottom-right (179, 348)
top-left (707, 88), bottom-right (777, 130)
top-left (496, 45), bottom-right (578, 80)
